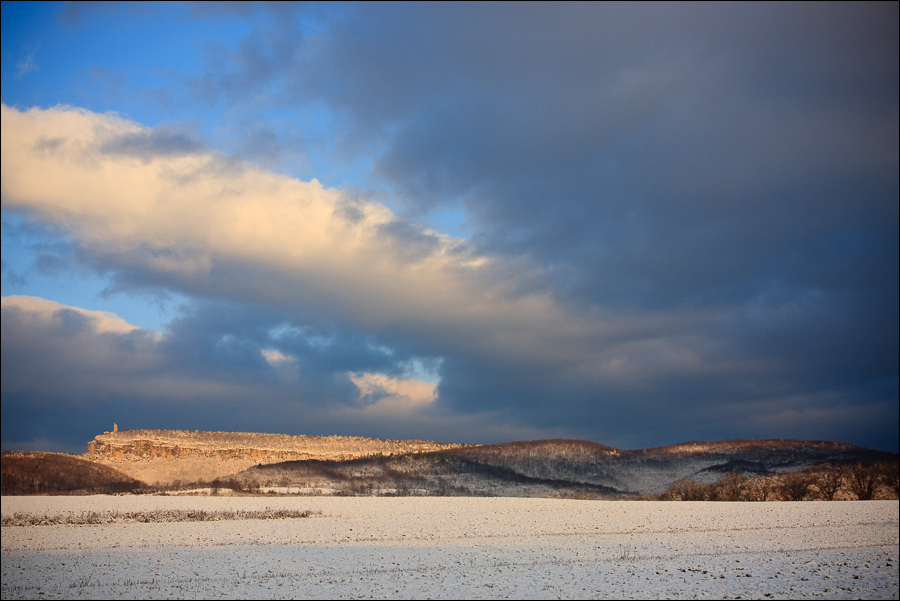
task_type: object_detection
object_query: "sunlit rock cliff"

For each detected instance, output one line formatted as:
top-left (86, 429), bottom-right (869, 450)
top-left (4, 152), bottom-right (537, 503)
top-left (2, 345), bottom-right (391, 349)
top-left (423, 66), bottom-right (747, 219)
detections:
top-left (84, 429), bottom-right (471, 485)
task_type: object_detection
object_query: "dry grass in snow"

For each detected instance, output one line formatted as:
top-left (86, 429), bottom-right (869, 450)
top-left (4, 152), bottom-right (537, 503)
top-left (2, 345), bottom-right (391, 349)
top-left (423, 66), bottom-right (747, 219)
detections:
top-left (1, 507), bottom-right (319, 526)
top-left (2, 496), bottom-right (897, 599)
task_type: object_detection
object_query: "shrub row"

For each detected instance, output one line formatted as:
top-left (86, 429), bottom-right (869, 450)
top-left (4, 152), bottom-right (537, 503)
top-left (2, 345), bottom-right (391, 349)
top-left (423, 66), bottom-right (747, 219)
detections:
top-left (1, 507), bottom-right (321, 527)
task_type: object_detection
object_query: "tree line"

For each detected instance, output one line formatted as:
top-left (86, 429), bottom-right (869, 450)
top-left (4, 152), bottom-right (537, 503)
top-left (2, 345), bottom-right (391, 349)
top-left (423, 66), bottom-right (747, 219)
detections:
top-left (657, 461), bottom-right (899, 501)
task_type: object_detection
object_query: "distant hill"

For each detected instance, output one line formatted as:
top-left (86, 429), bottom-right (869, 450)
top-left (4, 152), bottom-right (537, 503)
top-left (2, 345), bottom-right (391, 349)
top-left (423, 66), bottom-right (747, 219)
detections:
top-left (233, 438), bottom-right (897, 497)
top-left (4, 431), bottom-right (895, 497)
top-left (1, 451), bottom-right (145, 495)
top-left (440, 438), bottom-right (894, 494)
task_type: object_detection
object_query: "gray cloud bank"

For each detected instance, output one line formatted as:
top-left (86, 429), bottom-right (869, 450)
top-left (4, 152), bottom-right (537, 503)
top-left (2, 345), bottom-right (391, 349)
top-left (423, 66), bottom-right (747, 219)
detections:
top-left (1, 3), bottom-right (897, 451)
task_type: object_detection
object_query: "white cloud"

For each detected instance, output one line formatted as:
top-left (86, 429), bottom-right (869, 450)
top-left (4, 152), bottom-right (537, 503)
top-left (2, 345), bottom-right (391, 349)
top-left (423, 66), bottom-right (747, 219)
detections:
top-left (1, 295), bottom-right (143, 336)
top-left (0, 104), bottom-right (757, 401)
top-left (260, 348), bottom-right (294, 365)
top-left (349, 372), bottom-right (437, 413)
top-left (0, 105), bottom-right (599, 365)
top-left (0, 105), bottom-right (488, 323)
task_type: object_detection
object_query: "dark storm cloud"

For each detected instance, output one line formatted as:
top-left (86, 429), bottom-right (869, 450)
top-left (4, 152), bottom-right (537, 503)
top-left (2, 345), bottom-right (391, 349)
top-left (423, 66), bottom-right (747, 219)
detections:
top-left (174, 2), bottom-right (897, 449)
top-left (183, 2), bottom-right (897, 297)
top-left (157, 300), bottom-right (408, 381)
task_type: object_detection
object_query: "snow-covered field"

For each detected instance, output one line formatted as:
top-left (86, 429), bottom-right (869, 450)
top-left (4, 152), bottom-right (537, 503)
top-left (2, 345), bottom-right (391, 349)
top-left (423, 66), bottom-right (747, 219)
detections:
top-left (2, 496), bottom-right (897, 599)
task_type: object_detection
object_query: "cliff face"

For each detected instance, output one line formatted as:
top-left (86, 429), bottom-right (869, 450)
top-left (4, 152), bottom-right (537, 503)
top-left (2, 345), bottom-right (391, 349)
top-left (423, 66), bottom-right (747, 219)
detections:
top-left (86, 439), bottom-right (320, 462)
top-left (83, 429), bottom-right (472, 485)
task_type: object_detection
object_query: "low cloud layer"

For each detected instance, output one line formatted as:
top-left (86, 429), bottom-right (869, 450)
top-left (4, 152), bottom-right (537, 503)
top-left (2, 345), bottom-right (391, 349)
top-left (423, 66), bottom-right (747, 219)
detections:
top-left (1, 294), bottom-right (562, 452)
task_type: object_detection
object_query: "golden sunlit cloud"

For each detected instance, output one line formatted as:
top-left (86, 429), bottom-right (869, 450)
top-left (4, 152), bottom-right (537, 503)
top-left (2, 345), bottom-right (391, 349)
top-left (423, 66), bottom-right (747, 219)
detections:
top-left (0, 104), bottom-right (746, 386)
top-left (260, 348), bottom-right (294, 365)
top-left (1, 295), bottom-right (143, 336)
top-left (1, 104), bottom-right (487, 326)
top-left (349, 372), bottom-right (438, 413)
top-left (0, 105), bottom-right (591, 357)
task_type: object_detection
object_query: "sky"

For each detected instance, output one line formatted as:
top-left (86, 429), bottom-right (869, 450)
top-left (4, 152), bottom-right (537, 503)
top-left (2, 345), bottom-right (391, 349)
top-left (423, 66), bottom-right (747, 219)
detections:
top-left (1, 2), bottom-right (897, 454)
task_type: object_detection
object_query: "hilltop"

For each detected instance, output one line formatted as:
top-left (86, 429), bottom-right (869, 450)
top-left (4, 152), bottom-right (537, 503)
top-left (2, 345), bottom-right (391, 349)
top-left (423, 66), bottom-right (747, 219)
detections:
top-left (1, 451), bottom-right (144, 495)
top-left (235, 437), bottom-right (895, 497)
top-left (83, 429), bottom-right (472, 485)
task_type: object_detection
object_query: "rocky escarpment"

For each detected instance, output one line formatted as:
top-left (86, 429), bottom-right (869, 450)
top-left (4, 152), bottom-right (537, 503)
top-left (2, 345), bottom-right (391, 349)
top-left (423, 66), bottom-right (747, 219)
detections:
top-left (83, 429), bottom-right (472, 485)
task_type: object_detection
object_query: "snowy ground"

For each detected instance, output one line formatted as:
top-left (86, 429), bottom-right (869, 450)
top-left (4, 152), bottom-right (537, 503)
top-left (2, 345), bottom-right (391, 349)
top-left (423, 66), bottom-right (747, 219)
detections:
top-left (2, 496), bottom-right (897, 599)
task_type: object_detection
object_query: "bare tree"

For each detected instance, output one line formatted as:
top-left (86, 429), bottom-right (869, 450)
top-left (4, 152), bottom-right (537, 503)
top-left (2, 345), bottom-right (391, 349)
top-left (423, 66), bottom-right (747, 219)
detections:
top-left (711, 471), bottom-right (748, 501)
top-left (809, 464), bottom-right (844, 501)
top-left (777, 470), bottom-right (812, 501)
top-left (746, 476), bottom-right (775, 501)
top-left (879, 462), bottom-right (899, 497)
top-left (848, 462), bottom-right (882, 500)
top-left (662, 477), bottom-right (708, 501)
